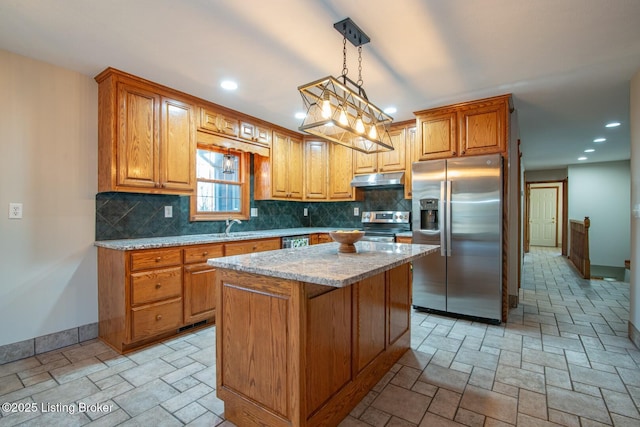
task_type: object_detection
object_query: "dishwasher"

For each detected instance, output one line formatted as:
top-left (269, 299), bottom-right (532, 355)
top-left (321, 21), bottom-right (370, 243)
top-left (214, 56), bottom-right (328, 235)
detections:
top-left (281, 235), bottom-right (310, 248)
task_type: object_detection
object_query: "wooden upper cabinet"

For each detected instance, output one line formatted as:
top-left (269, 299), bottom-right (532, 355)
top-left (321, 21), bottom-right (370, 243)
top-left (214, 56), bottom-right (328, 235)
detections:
top-left (458, 98), bottom-right (507, 156)
top-left (353, 150), bottom-right (377, 174)
top-left (96, 68), bottom-right (196, 195)
top-left (270, 131), bottom-right (303, 200)
top-left (328, 143), bottom-right (355, 200)
top-left (239, 121), bottom-right (271, 147)
top-left (304, 140), bottom-right (328, 200)
top-left (199, 108), bottom-right (238, 137)
top-left (115, 82), bottom-right (160, 189)
top-left (404, 126), bottom-right (416, 199)
top-left (379, 126), bottom-right (407, 172)
top-left (415, 110), bottom-right (457, 160)
top-left (353, 124), bottom-right (407, 174)
top-left (415, 94), bottom-right (511, 161)
top-left (160, 97), bottom-right (196, 192)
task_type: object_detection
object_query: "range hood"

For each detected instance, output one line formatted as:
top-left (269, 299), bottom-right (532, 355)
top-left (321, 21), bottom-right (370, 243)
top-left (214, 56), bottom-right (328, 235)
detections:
top-left (350, 172), bottom-right (405, 188)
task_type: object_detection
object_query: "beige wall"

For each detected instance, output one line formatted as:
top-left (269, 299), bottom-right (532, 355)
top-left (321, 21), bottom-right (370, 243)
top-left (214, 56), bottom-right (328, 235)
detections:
top-left (0, 50), bottom-right (98, 346)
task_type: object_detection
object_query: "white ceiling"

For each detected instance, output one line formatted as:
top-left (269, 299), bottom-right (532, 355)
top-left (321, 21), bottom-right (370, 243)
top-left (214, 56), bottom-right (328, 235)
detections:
top-left (1, 0), bottom-right (640, 170)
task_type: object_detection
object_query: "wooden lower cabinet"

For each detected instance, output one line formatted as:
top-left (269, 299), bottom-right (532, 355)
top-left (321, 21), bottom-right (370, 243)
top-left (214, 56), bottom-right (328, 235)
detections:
top-left (224, 237), bottom-right (280, 256)
top-left (183, 263), bottom-right (217, 324)
top-left (183, 243), bottom-right (224, 325)
top-left (98, 237), bottom-right (279, 353)
top-left (215, 263), bottom-right (411, 426)
top-left (314, 233), bottom-right (333, 244)
top-left (131, 298), bottom-right (183, 342)
top-left (98, 246), bottom-right (186, 352)
top-left (395, 236), bottom-right (412, 244)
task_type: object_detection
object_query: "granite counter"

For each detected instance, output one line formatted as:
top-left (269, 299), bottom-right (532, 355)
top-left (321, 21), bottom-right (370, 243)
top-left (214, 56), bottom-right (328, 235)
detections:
top-left (207, 241), bottom-right (438, 287)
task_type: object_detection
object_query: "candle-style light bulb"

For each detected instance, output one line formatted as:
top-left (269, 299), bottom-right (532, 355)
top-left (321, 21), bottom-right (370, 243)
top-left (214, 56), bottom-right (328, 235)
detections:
top-left (338, 107), bottom-right (348, 126)
top-left (368, 124), bottom-right (377, 139)
top-left (355, 116), bottom-right (365, 134)
top-left (321, 93), bottom-right (331, 119)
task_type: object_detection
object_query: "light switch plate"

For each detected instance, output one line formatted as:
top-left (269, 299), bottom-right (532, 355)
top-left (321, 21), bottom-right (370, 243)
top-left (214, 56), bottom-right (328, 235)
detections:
top-left (303, 208), bottom-right (308, 217)
top-left (164, 206), bottom-right (173, 218)
top-left (251, 207), bottom-right (258, 217)
top-left (9, 203), bottom-right (23, 219)
top-left (633, 203), bottom-right (640, 218)
top-left (353, 207), bottom-right (360, 216)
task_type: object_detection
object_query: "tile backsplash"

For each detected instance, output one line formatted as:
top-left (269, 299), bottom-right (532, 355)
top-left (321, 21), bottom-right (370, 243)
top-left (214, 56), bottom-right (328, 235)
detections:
top-left (96, 156), bottom-right (411, 240)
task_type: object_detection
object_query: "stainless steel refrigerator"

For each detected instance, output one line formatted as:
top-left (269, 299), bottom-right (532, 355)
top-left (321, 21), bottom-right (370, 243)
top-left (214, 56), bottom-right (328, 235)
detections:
top-left (411, 153), bottom-right (502, 323)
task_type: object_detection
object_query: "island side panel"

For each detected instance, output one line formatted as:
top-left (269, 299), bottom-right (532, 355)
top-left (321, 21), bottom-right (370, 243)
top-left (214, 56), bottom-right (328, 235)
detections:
top-left (306, 286), bottom-right (352, 417)
top-left (389, 263), bottom-right (411, 344)
top-left (216, 268), bottom-right (302, 427)
top-left (355, 273), bottom-right (387, 373)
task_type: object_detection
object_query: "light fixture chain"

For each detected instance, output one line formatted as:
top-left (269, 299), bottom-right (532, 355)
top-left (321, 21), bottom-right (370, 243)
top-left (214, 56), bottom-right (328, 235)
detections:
top-left (342, 36), bottom-right (348, 77)
top-left (357, 45), bottom-right (363, 87)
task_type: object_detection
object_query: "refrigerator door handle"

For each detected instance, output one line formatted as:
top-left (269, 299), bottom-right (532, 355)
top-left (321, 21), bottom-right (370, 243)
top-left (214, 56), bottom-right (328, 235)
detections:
top-left (446, 180), bottom-right (452, 257)
top-left (440, 181), bottom-right (446, 256)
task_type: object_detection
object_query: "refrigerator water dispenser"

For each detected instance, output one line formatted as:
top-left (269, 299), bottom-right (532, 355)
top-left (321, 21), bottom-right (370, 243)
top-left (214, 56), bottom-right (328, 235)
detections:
top-left (419, 199), bottom-right (439, 231)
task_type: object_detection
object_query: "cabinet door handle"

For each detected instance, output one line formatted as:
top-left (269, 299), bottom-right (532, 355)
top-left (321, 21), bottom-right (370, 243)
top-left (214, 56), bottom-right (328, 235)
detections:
top-left (155, 283), bottom-right (162, 289)
top-left (155, 257), bottom-right (162, 262)
top-left (202, 252), bottom-right (208, 256)
top-left (452, 151), bottom-right (457, 155)
top-left (462, 150), bottom-right (466, 155)
top-left (156, 315), bottom-right (162, 321)
top-left (252, 245), bottom-right (257, 250)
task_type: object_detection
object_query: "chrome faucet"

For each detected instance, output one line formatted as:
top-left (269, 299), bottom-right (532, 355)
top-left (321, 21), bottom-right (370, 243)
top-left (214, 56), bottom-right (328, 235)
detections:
top-left (225, 218), bottom-right (242, 236)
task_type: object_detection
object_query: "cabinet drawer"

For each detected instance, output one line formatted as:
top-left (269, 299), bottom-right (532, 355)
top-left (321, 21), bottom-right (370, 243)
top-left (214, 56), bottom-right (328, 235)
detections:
top-left (131, 267), bottom-right (182, 305)
top-left (225, 238), bottom-right (281, 256)
top-left (130, 248), bottom-right (181, 271)
top-left (131, 298), bottom-right (183, 341)
top-left (395, 236), bottom-right (412, 244)
top-left (183, 244), bottom-right (224, 264)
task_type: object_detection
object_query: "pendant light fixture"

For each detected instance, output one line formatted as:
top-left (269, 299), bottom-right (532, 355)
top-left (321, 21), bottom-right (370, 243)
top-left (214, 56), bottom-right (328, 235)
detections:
top-left (222, 149), bottom-right (235, 174)
top-left (297, 18), bottom-right (394, 154)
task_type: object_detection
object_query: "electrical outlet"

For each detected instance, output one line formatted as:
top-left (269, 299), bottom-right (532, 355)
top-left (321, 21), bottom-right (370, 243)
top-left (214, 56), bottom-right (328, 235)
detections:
top-left (353, 207), bottom-right (360, 216)
top-left (251, 207), bottom-right (258, 217)
top-left (303, 208), bottom-right (308, 217)
top-left (9, 203), bottom-right (23, 219)
top-left (164, 206), bottom-right (173, 218)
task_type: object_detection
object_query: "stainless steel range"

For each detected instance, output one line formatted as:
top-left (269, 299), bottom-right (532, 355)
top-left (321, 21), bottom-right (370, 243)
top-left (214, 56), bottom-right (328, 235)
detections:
top-left (360, 211), bottom-right (410, 242)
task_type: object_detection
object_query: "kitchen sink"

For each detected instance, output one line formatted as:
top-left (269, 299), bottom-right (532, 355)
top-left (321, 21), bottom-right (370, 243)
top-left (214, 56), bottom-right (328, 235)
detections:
top-left (209, 232), bottom-right (265, 238)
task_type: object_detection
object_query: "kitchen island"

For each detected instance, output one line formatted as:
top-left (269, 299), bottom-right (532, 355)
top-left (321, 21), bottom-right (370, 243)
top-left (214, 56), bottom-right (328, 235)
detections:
top-left (208, 241), bottom-right (438, 427)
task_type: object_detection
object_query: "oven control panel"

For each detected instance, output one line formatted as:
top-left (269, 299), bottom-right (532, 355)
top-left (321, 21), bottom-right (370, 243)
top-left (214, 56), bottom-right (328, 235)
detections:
top-left (361, 211), bottom-right (410, 223)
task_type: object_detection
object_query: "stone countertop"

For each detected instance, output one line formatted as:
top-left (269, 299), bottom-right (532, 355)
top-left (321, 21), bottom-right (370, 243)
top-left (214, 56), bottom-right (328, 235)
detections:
top-left (208, 241), bottom-right (439, 287)
top-left (94, 227), bottom-right (339, 250)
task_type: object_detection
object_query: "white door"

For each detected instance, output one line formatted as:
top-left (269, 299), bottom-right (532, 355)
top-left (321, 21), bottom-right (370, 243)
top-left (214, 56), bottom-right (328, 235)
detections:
top-left (530, 187), bottom-right (558, 246)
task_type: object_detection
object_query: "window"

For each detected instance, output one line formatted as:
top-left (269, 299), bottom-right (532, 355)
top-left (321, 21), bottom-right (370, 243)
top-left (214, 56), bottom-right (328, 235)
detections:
top-left (190, 146), bottom-right (249, 221)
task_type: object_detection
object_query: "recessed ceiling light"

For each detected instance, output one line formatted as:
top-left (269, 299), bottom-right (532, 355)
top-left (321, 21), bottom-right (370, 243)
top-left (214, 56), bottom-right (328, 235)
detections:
top-left (605, 121), bottom-right (621, 128)
top-left (294, 112), bottom-right (306, 120)
top-left (384, 106), bottom-right (397, 115)
top-left (593, 138), bottom-right (606, 143)
top-left (584, 149), bottom-right (595, 153)
top-left (578, 156), bottom-right (588, 161)
top-left (220, 80), bottom-right (238, 90)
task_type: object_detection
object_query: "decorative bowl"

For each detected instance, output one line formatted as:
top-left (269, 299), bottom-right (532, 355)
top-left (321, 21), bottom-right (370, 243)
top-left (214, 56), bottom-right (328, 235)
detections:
top-left (329, 230), bottom-right (365, 253)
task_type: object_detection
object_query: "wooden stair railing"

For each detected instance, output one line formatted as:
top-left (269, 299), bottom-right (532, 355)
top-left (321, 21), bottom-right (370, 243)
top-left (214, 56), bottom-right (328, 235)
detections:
top-left (569, 216), bottom-right (590, 279)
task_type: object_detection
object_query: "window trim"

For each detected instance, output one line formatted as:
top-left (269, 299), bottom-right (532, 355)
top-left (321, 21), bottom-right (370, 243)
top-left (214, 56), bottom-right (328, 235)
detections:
top-left (190, 146), bottom-right (250, 221)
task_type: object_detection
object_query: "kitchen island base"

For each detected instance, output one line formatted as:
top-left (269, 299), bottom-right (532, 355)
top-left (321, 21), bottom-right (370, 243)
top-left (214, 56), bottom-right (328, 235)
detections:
top-left (215, 263), bottom-right (412, 427)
